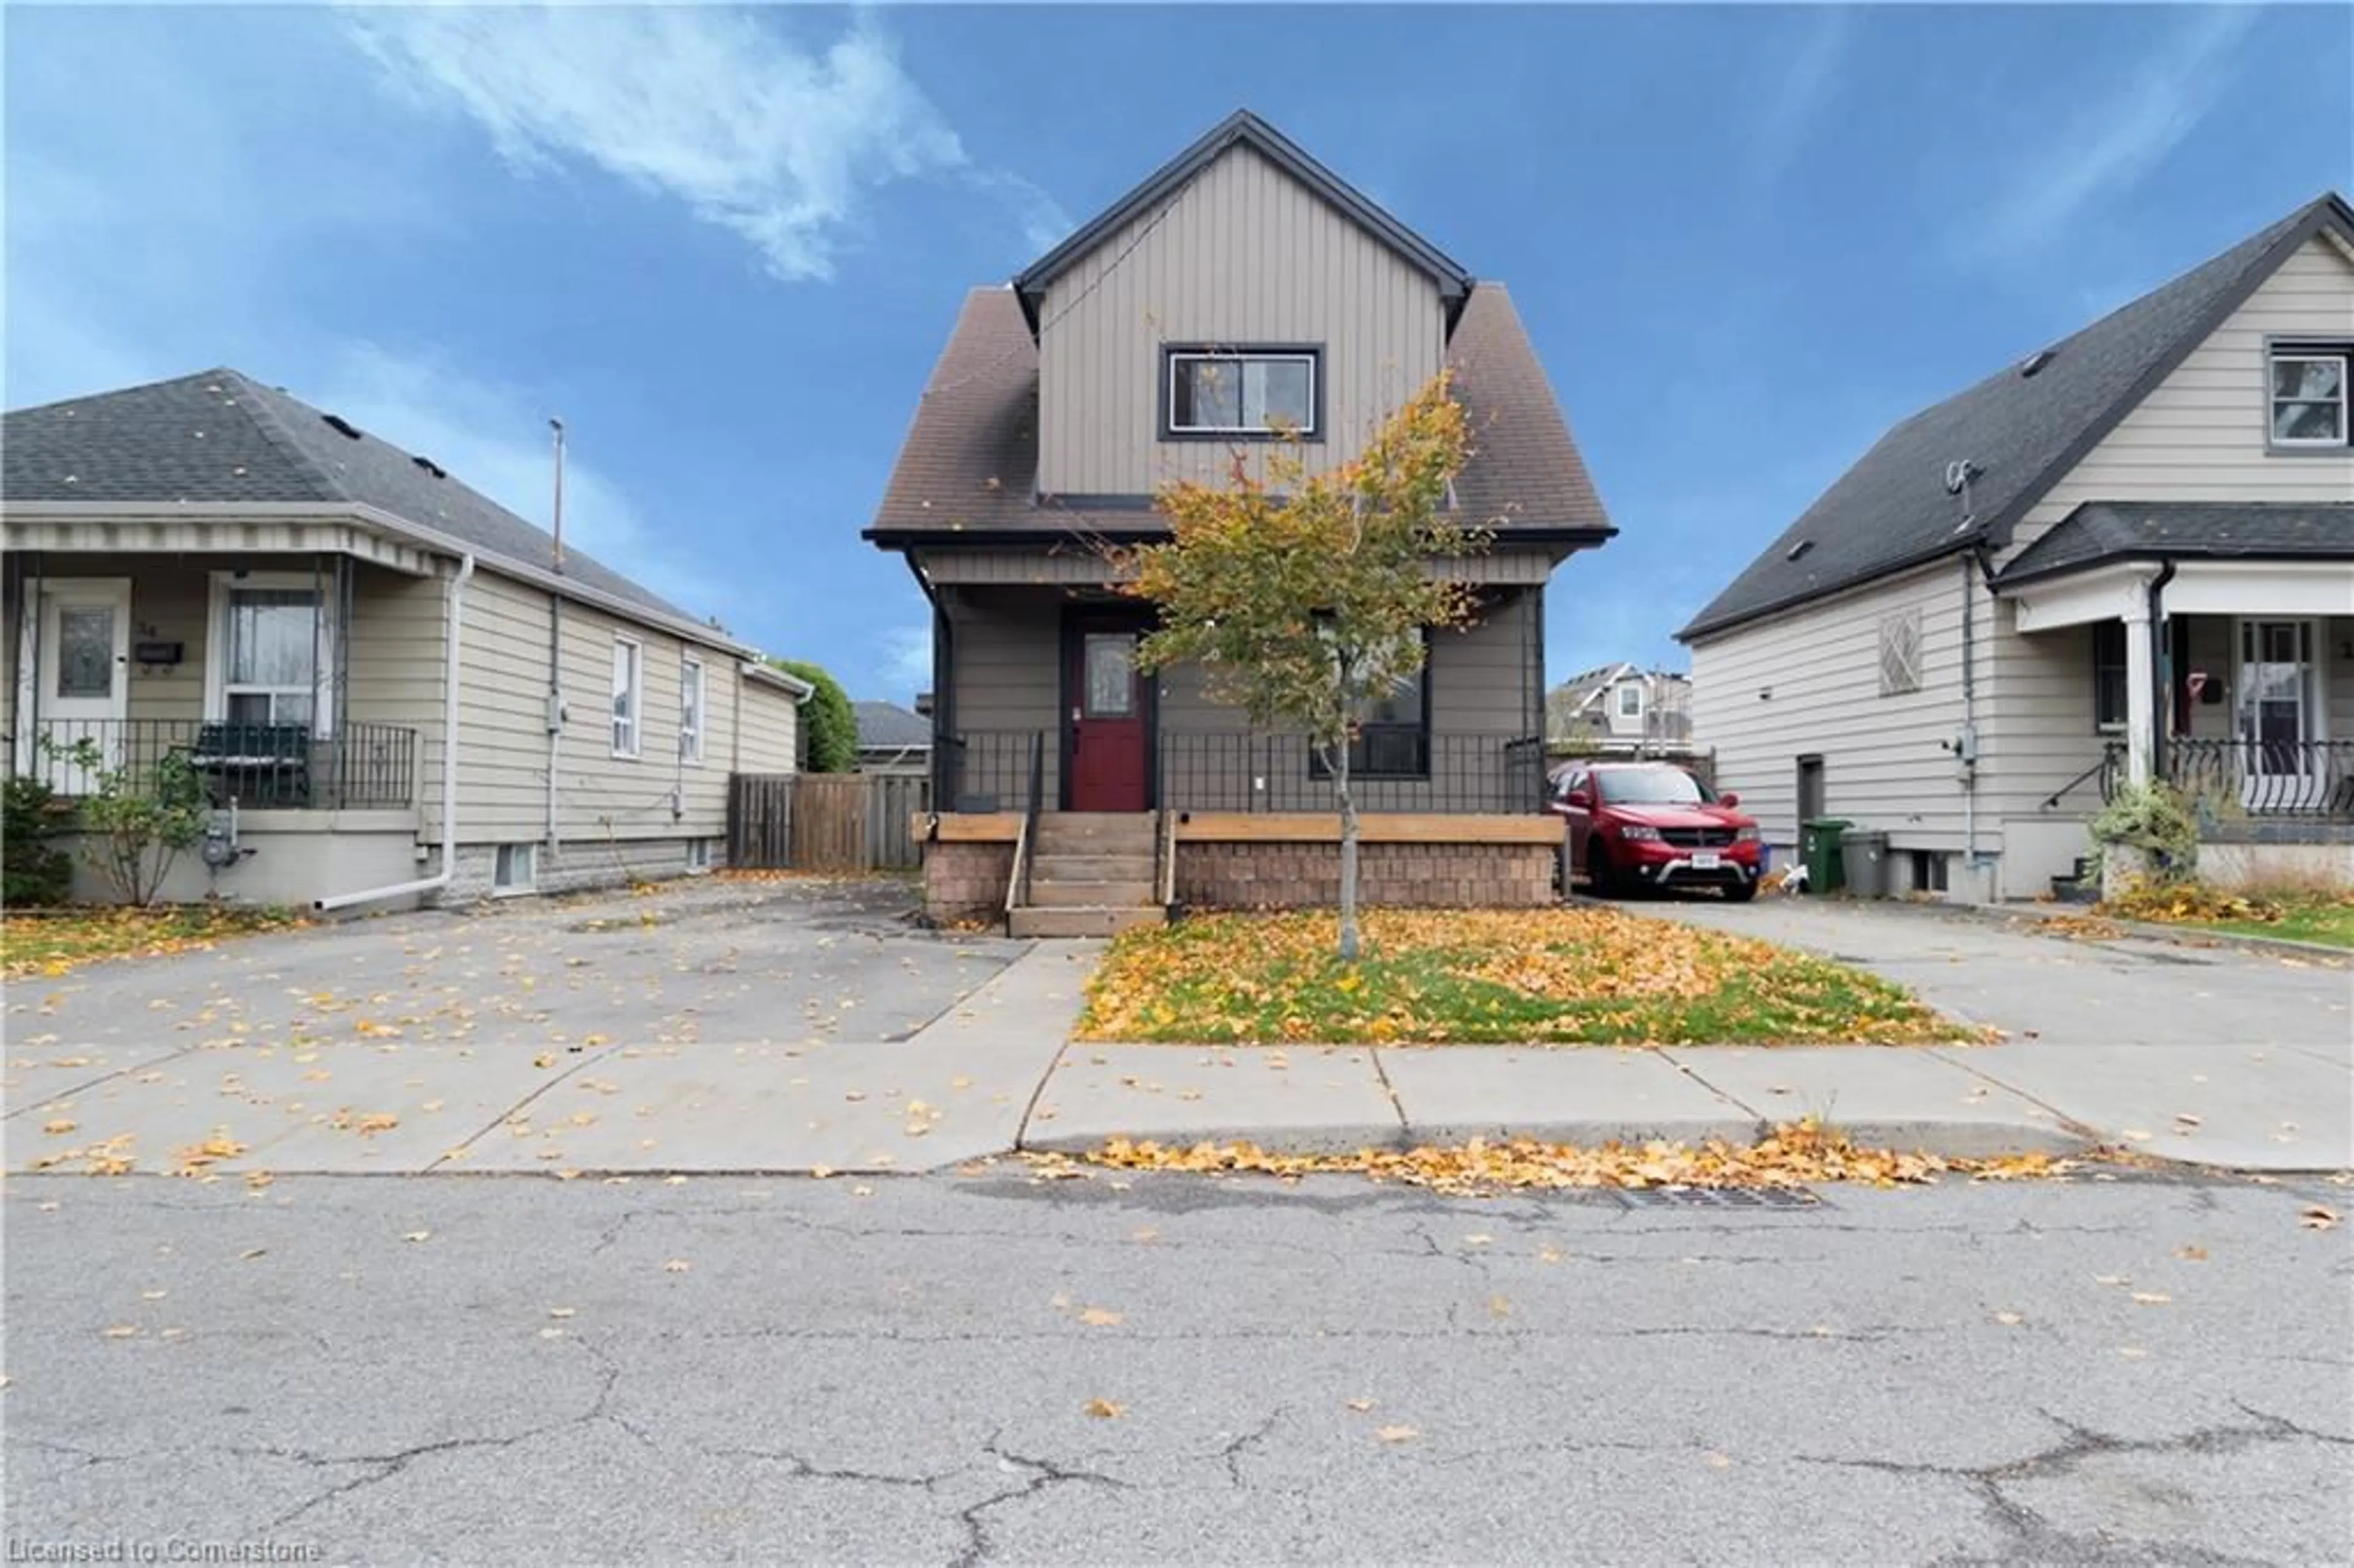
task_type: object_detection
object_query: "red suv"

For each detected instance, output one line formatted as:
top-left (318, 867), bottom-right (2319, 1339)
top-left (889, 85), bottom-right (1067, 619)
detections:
top-left (1548, 762), bottom-right (1762, 900)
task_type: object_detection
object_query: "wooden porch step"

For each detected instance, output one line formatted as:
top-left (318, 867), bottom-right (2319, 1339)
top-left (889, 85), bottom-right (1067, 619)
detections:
top-left (1030, 852), bottom-right (1154, 882)
top-left (1027, 878), bottom-right (1156, 908)
top-left (1009, 905), bottom-right (1168, 939)
top-left (1033, 813), bottom-right (1156, 854)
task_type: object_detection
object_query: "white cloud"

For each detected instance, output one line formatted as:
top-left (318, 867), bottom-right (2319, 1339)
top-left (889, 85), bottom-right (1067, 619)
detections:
top-left (348, 6), bottom-right (1040, 281)
top-left (1746, 7), bottom-right (1857, 196)
top-left (874, 623), bottom-right (933, 703)
top-left (1970, 8), bottom-right (2261, 260)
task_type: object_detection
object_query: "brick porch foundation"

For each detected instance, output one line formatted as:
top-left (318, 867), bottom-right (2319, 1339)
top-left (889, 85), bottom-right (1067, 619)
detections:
top-left (923, 840), bottom-right (1015, 923)
top-left (1176, 840), bottom-right (1555, 909)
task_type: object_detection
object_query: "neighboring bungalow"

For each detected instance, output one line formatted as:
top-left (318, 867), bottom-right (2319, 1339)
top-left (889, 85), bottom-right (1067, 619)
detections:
top-left (853, 699), bottom-right (933, 776)
top-left (867, 111), bottom-right (1614, 932)
top-left (2, 368), bottom-right (809, 908)
top-left (1680, 194), bottom-right (2354, 900)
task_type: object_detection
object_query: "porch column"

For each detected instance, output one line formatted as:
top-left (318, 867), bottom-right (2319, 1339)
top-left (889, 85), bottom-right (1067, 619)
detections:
top-left (2122, 599), bottom-right (2156, 786)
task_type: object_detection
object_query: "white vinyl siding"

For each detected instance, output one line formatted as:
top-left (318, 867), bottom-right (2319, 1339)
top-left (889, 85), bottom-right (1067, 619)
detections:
top-left (1689, 559), bottom-right (1968, 851)
top-left (1035, 140), bottom-right (1446, 496)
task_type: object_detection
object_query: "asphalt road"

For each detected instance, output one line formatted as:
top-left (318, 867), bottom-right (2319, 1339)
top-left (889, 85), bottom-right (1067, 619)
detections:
top-left (7, 1170), bottom-right (2349, 1566)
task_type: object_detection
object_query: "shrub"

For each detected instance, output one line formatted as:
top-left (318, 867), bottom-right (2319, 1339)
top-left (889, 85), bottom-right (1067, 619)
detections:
top-left (769, 658), bottom-right (856, 773)
top-left (2088, 780), bottom-right (2199, 881)
top-left (2, 774), bottom-right (75, 907)
top-left (44, 738), bottom-right (210, 907)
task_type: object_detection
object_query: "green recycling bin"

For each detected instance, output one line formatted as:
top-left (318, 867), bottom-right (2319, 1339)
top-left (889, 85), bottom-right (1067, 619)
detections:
top-left (1800, 818), bottom-right (1851, 894)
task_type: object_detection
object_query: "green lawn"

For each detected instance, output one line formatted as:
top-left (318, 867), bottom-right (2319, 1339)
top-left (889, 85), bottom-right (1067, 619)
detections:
top-left (1, 905), bottom-right (302, 976)
top-left (1075, 907), bottom-right (1973, 1046)
top-left (2203, 900), bottom-right (2354, 950)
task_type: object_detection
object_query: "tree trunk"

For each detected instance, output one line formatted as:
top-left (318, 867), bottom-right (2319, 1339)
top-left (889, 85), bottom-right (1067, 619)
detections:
top-left (1333, 744), bottom-right (1361, 962)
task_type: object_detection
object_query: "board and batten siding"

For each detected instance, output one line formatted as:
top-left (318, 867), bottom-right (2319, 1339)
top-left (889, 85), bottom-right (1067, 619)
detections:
top-left (1035, 140), bottom-right (1446, 497)
top-left (1689, 558), bottom-right (1974, 852)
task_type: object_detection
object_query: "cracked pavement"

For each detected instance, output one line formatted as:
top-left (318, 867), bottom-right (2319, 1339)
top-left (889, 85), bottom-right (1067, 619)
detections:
top-left (6, 1170), bottom-right (2348, 1564)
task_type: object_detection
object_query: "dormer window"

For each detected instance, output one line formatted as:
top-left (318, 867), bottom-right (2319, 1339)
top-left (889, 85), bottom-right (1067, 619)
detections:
top-left (1164, 346), bottom-right (1320, 440)
top-left (1616, 683), bottom-right (1644, 718)
top-left (2269, 344), bottom-right (2348, 447)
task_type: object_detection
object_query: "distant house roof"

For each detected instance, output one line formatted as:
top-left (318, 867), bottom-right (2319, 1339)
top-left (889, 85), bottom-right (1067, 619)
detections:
top-left (1995, 501), bottom-right (2354, 585)
top-left (853, 700), bottom-right (932, 752)
top-left (1013, 110), bottom-right (1472, 334)
top-left (1552, 661), bottom-right (1639, 717)
top-left (2, 368), bottom-right (710, 633)
top-left (1679, 191), bottom-right (2354, 642)
top-left (864, 284), bottom-right (1615, 547)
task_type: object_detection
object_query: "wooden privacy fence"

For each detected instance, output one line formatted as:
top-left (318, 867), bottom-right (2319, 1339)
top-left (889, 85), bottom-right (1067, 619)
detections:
top-left (727, 772), bottom-right (929, 872)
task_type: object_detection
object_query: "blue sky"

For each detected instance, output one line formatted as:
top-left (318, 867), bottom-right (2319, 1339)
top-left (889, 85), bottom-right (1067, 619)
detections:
top-left (7, 4), bottom-right (2350, 702)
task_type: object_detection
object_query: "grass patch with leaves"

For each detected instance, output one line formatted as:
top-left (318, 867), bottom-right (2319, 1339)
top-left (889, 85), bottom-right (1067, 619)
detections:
top-left (1, 904), bottom-right (304, 977)
top-left (2099, 878), bottom-right (2354, 951)
top-left (1076, 908), bottom-right (1969, 1045)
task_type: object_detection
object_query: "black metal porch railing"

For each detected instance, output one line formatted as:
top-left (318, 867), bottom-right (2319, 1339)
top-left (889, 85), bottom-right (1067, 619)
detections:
top-left (15, 719), bottom-right (421, 810)
top-left (1160, 732), bottom-right (1548, 815)
top-left (942, 730), bottom-right (1046, 814)
top-left (2166, 737), bottom-right (2354, 818)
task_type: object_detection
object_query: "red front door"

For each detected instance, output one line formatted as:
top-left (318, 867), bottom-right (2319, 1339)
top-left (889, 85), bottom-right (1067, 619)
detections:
top-left (1066, 618), bottom-right (1149, 812)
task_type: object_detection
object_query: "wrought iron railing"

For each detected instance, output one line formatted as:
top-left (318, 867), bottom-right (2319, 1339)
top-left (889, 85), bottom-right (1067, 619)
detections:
top-left (15, 719), bottom-right (420, 810)
top-left (942, 730), bottom-right (1046, 814)
top-left (1160, 732), bottom-right (1548, 815)
top-left (2164, 737), bottom-right (2354, 819)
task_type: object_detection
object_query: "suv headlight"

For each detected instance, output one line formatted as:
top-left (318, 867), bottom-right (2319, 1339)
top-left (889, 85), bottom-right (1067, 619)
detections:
top-left (1618, 823), bottom-right (1661, 841)
top-left (1734, 825), bottom-right (1759, 842)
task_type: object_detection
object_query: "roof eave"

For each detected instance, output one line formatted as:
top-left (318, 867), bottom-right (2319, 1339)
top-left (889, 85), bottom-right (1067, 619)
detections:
top-left (1993, 545), bottom-right (2354, 591)
top-left (1677, 536), bottom-right (1981, 644)
top-left (866, 522), bottom-right (1617, 552)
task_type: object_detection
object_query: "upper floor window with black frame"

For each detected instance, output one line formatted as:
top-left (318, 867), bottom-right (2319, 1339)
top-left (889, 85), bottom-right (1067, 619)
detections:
top-left (2269, 344), bottom-right (2349, 447)
top-left (1164, 347), bottom-right (1319, 440)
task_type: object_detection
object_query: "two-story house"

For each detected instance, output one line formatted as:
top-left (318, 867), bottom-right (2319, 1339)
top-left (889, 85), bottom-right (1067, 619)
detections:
top-left (1548, 663), bottom-right (1694, 750)
top-left (1680, 193), bottom-right (2354, 902)
top-left (867, 111), bottom-right (1615, 932)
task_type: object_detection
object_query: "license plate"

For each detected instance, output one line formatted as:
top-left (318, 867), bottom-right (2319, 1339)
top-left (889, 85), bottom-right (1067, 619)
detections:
top-left (1690, 851), bottom-right (1723, 870)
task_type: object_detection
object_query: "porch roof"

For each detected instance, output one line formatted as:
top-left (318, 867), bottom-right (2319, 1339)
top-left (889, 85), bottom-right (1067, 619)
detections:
top-left (1995, 501), bottom-right (2354, 587)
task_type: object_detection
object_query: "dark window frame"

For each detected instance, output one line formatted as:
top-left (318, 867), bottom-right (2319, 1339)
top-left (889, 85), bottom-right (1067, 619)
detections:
top-left (2092, 620), bottom-right (2128, 733)
top-left (1308, 627), bottom-right (1433, 782)
top-left (1160, 343), bottom-right (1325, 443)
top-left (2264, 338), bottom-right (2353, 452)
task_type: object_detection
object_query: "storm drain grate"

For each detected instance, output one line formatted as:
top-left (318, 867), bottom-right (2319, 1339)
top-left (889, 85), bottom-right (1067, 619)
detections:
top-left (1620, 1185), bottom-right (1823, 1210)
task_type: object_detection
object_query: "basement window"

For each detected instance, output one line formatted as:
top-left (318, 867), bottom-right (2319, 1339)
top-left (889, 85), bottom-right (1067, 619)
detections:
top-left (494, 843), bottom-right (537, 894)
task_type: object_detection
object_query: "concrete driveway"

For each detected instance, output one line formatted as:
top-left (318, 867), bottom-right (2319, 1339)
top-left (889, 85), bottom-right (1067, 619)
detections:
top-left (5, 878), bottom-right (1086, 1178)
top-left (1621, 894), bottom-right (2353, 1167)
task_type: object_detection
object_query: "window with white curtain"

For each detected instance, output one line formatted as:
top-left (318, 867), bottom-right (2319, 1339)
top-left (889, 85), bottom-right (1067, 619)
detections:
top-left (611, 637), bottom-right (642, 758)
top-left (223, 586), bottom-right (322, 727)
top-left (680, 656), bottom-right (705, 764)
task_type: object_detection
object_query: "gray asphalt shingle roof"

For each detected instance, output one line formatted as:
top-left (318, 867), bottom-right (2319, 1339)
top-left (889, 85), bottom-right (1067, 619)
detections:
top-left (1996, 501), bottom-right (2354, 583)
top-left (853, 700), bottom-right (932, 750)
top-left (864, 284), bottom-right (1615, 544)
top-left (4, 368), bottom-right (701, 626)
top-left (1680, 192), bottom-right (2354, 641)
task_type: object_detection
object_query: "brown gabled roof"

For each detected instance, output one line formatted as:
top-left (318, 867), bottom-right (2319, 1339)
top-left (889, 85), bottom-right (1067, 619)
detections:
top-left (864, 283), bottom-right (1615, 547)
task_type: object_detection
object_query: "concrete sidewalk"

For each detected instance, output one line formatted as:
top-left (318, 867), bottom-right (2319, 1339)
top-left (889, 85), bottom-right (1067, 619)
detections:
top-left (10, 888), bottom-right (2347, 1176)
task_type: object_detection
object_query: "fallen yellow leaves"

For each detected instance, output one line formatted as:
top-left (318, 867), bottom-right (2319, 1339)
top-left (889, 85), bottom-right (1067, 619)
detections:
top-left (2301, 1205), bottom-right (2339, 1231)
top-left (1065, 1122), bottom-right (2071, 1195)
top-left (1374, 1425), bottom-right (1419, 1444)
top-left (1075, 908), bottom-right (1970, 1046)
top-left (171, 1132), bottom-right (246, 1176)
top-left (1083, 1398), bottom-right (1126, 1419)
top-left (1, 905), bottom-right (303, 977)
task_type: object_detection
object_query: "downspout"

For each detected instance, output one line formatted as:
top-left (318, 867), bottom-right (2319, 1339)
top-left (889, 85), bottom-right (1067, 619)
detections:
top-left (904, 555), bottom-right (952, 814)
top-left (2147, 560), bottom-right (2177, 786)
top-left (1960, 550), bottom-right (1978, 871)
top-left (314, 554), bottom-right (476, 911)
top-left (546, 418), bottom-right (566, 859)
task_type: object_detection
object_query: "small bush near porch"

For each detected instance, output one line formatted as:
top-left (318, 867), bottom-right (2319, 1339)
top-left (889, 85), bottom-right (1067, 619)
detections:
top-left (1076, 909), bottom-right (1967, 1045)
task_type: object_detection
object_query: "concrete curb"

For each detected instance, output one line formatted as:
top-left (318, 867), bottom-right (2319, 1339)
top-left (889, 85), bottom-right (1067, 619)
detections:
top-left (1014, 1118), bottom-right (2097, 1163)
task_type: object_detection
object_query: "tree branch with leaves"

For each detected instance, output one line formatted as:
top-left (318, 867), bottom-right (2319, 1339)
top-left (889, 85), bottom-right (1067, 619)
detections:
top-left (1109, 373), bottom-right (1487, 960)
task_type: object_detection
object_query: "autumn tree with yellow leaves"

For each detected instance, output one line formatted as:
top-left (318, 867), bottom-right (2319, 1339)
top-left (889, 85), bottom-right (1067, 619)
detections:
top-left (1110, 373), bottom-right (1487, 961)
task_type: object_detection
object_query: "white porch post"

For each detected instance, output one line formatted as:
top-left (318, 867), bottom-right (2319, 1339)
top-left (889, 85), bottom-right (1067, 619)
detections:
top-left (2122, 599), bottom-right (2156, 786)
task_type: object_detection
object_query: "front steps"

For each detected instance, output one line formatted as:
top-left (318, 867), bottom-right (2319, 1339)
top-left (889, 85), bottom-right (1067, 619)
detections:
top-left (1008, 812), bottom-right (1167, 938)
